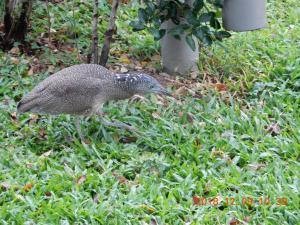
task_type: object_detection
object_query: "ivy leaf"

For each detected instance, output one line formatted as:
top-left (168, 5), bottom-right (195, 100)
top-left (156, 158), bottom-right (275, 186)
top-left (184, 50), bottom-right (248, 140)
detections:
top-left (185, 34), bottom-right (196, 51)
top-left (199, 12), bottom-right (213, 23)
top-left (193, 0), bottom-right (204, 13)
top-left (138, 8), bottom-right (148, 23)
top-left (194, 26), bottom-right (212, 46)
top-left (150, 28), bottom-right (166, 40)
top-left (186, 11), bottom-right (199, 26)
top-left (129, 21), bottom-right (145, 31)
top-left (215, 30), bottom-right (231, 40)
top-left (210, 13), bottom-right (221, 29)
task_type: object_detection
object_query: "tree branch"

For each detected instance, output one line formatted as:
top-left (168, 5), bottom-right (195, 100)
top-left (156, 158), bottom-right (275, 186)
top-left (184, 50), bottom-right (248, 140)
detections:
top-left (99, 0), bottom-right (120, 66)
top-left (91, 0), bottom-right (99, 64)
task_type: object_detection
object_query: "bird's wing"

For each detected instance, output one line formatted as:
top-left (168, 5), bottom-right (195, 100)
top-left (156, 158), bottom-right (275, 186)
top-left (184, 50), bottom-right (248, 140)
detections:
top-left (17, 75), bottom-right (111, 115)
top-left (57, 64), bottom-right (114, 80)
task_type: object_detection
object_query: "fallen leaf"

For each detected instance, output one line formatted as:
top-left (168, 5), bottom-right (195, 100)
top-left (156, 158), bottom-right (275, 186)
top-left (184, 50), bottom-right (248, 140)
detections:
top-left (120, 66), bottom-right (128, 73)
top-left (47, 65), bottom-right (55, 73)
top-left (23, 183), bottom-right (33, 192)
top-left (76, 175), bottom-right (87, 185)
top-left (174, 86), bottom-right (189, 96)
top-left (193, 195), bottom-right (201, 205)
top-left (28, 114), bottom-right (39, 125)
top-left (119, 136), bottom-right (137, 143)
top-left (9, 47), bottom-right (20, 55)
top-left (10, 112), bottom-right (17, 121)
top-left (119, 55), bottom-right (131, 64)
top-left (45, 191), bottom-right (52, 197)
top-left (229, 218), bottom-right (241, 225)
top-left (27, 67), bottom-right (34, 76)
top-left (213, 83), bottom-right (228, 92)
top-left (10, 57), bottom-right (20, 64)
top-left (39, 128), bottom-right (47, 139)
top-left (190, 71), bottom-right (198, 79)
top-left (112, 172), bottom-right (128, 184)
top-left (266, 123), bottom-right (280, 136)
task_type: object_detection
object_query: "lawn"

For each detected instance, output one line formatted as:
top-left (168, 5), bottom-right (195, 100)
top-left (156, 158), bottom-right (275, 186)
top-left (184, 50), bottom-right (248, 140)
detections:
top-left (0, 0), bottom-right (299, 224)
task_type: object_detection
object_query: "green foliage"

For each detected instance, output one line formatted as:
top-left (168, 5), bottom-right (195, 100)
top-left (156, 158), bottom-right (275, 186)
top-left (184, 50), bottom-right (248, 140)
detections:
top-left (130, 0), bottom-right (231, 48)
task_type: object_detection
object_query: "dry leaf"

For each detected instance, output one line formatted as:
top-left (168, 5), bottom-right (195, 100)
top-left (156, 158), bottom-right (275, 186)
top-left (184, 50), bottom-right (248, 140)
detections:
top-left (23, 183), bottom-right (33, 192)
top-left (28, 114), bottom-right (39, 125)
top-left (10, 112), bottom-right (17, 121)
top-left (112, 172), bottom-right (128, 184)
top-left (10, 57), bottom-right (20, 64)
top-left (213, 83), bottom-right (228, 92)
top-left (39, 128), bottom-right (47, 139)
top-left (76, 175), bottom-right (87, 185)
top-left (119, 55), bottom-right (131, 64)
top-left (47, 65), bottom-right (55, 73)
top-left (119, 136), bottom-right (137, 143)
top-left (266, 123), bottom-right (280, 136)
top-left (175, 86), bottom-right (189, 96)
top-left (229, 218), bottom-right (241, 225)
top-left (120, 66), bottom-right (129, 73)
top-left (9, 47), bottom-right (20, 55)
top-left (190, 71), bottom-right (198, 79)
top-left (192, 195), bottom-right (201, 205)
top-left (45, 191), bottom-right (52, 197)
top-left (27, 67), bottom-right (34, 76)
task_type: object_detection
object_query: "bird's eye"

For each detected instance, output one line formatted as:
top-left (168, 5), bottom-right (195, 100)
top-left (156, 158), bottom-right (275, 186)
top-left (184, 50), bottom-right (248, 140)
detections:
top-left (150, 85), bottom-right (155, 89)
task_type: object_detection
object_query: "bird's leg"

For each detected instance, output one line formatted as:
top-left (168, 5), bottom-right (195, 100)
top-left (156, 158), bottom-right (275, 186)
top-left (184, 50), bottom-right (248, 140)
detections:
top-left (75, 117), bottom-right (85, 142)
top-left (95, 109), bottom-right (137, 132)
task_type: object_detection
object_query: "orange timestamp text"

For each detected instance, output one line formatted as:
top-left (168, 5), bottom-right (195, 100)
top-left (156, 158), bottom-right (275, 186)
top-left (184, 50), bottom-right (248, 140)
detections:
top-left (193, 196), bottom-right (288, 207)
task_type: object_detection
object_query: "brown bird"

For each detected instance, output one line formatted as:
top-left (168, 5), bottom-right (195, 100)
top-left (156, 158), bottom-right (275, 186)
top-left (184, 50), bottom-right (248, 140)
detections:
top-left (17, 64), bottom-right (170, 140)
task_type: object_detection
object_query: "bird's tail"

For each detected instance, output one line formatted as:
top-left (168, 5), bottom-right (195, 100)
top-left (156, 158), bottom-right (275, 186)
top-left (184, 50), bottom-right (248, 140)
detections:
top-left (17, 95), bottom-right (39, 113)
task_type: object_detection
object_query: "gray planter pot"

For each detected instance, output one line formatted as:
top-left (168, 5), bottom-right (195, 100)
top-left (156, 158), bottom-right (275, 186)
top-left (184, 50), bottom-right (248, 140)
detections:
top-left (160, 20), bottom-right (199, 76)
top-left (222, 0), bottom-right (267, 31)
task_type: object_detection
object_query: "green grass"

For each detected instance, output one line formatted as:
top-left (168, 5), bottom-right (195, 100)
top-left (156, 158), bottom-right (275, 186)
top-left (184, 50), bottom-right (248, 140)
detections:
top-left (0, 0), bottom-right (299, 224)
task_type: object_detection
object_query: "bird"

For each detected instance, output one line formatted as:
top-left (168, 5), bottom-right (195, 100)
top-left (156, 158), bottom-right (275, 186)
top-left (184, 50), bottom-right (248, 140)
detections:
top-left (17, 64), bottom-right (170, 141)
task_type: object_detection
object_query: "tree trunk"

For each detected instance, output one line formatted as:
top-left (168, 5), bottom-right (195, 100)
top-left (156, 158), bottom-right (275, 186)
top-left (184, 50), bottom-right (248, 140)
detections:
top-left (91, 0), bottom-right (99, 64)
top-left (1, 0), bottom-right (33, 50)
top-left (99, 0), bottom-right (120, 66)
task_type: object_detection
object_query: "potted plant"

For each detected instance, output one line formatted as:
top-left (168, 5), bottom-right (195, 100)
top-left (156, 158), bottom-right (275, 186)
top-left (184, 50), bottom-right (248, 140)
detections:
top-left (130, 0), bottom-right (231, 76)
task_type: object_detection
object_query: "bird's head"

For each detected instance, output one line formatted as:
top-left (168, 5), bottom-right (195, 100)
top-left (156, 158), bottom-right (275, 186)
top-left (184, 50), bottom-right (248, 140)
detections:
top-left (114, 73), bottom-right (171, 96)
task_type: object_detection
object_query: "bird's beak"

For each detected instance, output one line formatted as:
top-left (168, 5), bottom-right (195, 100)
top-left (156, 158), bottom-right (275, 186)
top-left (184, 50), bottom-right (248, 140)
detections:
top-left (153, 86), bottom-right (172, 96)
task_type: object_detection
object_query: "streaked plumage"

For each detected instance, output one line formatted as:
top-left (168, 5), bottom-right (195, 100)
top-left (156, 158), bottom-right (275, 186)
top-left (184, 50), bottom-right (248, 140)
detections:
top-left (17, 64), bottom-right (170, 116)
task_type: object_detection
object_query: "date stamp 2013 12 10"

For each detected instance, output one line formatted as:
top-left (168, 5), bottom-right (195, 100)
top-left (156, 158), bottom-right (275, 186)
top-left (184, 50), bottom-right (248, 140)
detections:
top-left (193, 196), bottom-right (288, 207)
